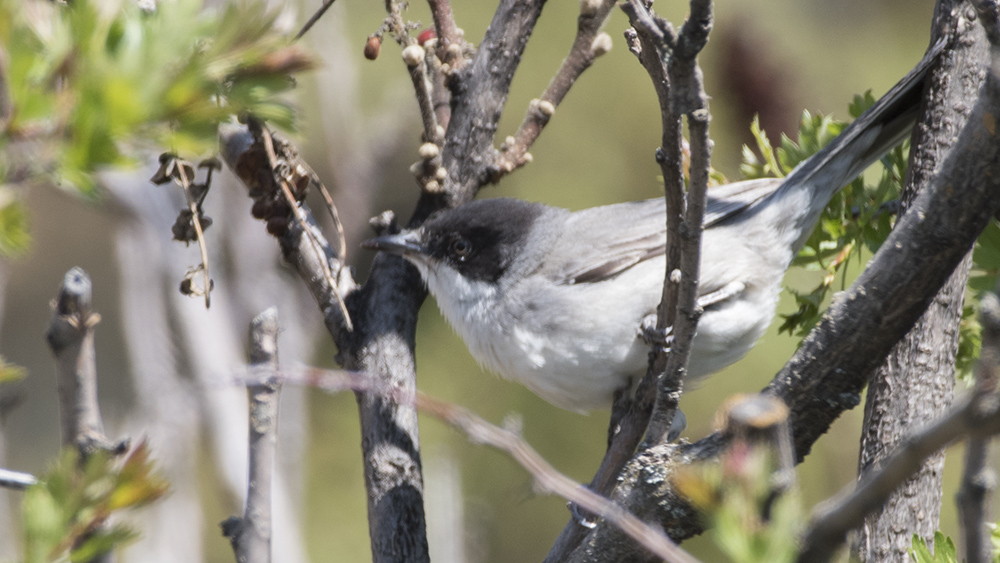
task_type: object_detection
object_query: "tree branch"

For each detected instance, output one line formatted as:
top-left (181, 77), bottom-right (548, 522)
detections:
top-left (222, 308), bottom-right (282, 563)
top-left (549, 23), bottom-right (1000, 559)
top-left (270, 366), bottom-right (703, 563)
top-left (0, 467), bottom-right (37, 491)
top-left (855, 2), bottom-right (986, 558)
top-left (494, 0), bottom-right (617, 177)
top-left (45, 268), bottom-right (121, 456)
top-left (798, 291), bottom-right (1000, 562)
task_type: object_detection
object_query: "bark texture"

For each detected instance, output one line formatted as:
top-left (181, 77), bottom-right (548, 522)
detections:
top-left (856, 4), bottom-right (988, 560)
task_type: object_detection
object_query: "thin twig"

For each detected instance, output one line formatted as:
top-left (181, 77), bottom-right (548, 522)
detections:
top-left (222, 308), bottom-right (282, 563)
top-left (294, 0), bottom-right (338, 41)
top-left (957, 435), bottom-right (994, 563)
top-left (958, 290), bottom-right (1000, 563)
top-left (0, 467), bottom-right (38, 491)
top-left (175, 163), bottom-right (213, 309)
top-left (427, 0), bottom-right (459, 51)
top-left (45, 268), bottom-right (109, 454)
top-left (645, 0), bottom-right (713, 446)
top-left (44, 267), bottom-right (125, 563)
top-left (261, 366), bottom-right (702, 563)
top-left (252, 120), bottom-right (354, 332)
top-left (494, 0), bottom-right (617, 177)
top-left (545, 8), bottom-right (690, 559)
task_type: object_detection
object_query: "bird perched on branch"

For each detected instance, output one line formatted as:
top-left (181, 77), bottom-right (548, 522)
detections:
top-left (364, 42), bottom-right (942, 413)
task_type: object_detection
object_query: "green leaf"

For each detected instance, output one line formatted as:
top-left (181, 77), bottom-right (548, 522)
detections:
top-left (910, 532), bottom-right (958, 563)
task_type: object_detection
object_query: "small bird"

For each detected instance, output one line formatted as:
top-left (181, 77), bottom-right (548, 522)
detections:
top-left (364, 43), bottom-right (941, 413)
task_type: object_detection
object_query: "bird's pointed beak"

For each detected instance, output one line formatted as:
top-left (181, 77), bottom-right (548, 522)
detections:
top-left (361, 231), bottom-right (426, 257)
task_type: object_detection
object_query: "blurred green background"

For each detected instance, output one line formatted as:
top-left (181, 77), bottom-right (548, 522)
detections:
top-left (1, 0), bottom-right (987, 561)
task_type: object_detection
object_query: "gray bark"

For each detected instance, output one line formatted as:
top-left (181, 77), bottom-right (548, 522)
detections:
top-left (855, 4), bottom-right (988, 561)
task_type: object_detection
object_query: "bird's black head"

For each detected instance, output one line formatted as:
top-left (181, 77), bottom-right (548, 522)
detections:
top-left (418, 198), bottom-right (550, 283)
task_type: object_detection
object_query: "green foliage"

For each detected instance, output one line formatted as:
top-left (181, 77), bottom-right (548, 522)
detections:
top-left (673, 441), bottom-right (801, 563)
top-left (22, 442), bottom-right (169, 563)
top-left (0, 189), bottom-right (30, 257)
top-left (909, 532), bottom-right (957, 563)
top-left (0, 354), bottom-right (26, 384)
top-left (991, 522), bottom-right (1000, 562)
top-left (741, 92), bottom-right (989, 380)
top-left (0, 0), bottom-right (312, 195)
top-left (743, 92), bottom-right (906, 337)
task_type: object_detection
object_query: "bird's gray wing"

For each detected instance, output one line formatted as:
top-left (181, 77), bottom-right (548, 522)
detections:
top-left (544, 178), bottom-right (783, 285)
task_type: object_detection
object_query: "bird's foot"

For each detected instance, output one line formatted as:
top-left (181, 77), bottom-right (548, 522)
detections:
top-left (638, 314), bottom-right (674, 352)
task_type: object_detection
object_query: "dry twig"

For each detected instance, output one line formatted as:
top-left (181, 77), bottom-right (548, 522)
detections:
top-left (222, 308), bottom-right (282, 563)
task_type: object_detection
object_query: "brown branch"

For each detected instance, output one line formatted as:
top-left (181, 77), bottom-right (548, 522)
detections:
top-left (798, 293), bottom-right (1000, 562)
top-left (427, 0), bottom-right (459, 52)
top-left (294, 0), bottom-right (338, 41)
top-left (222, 308), bottom-right (282, 563)
top-left (493, 0), bottom-right (617, 177)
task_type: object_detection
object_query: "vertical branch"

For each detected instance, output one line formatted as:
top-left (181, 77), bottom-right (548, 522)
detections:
top-left (44, 267), bottom-right (125, 563)
top-left (956, 434), bottom-right (995, 563)
top-left (646, 0), bottom-right (712, 445)
top-left (45, 268), bottom-right (109, 454)
top-left (223, 308), bottom-right (282, 563)
top-left (546, 3), bottom-right (712, 560)
top-left (855, 3), bottom-right (987, 559)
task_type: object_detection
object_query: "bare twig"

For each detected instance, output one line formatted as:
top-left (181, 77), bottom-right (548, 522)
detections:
top-left (44, 267), bottom-right (126, 563)
top-left (427, 0), bottom-right (459, 52)
top-left (175, 162), bottom-right (213, 309)
top-left (545, 5), bottom-right (713, 559)
top-left (416, 392), bottom-right (703, 563)
top-left (222, 308), bottom-right (282, 563)
top-left (798, 294), bottom-right (1000, 563)
top-left (45, 268), bottom-right (114, 455)
top-left (494, 0), bottom-right (617, 177)
top-left (263, 366), bottom-right (702, 563)
top-left (0, 467), bottom-right (37, 491)
top-left (248, 118), bottom-right (354, 332)
top-left (295, 0), bottom-right (338, 41)
top-left (646, 0), bottom-right (713, 446)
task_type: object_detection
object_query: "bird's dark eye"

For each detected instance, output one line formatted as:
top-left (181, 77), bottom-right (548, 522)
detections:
top-left (451, 238), bottom-right (472, 259)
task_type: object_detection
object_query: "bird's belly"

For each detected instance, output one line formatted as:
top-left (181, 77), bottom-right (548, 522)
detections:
top-left (687, 294), bottom-right (774, 379)
top-left (469, 325), bottom-right (646, 412)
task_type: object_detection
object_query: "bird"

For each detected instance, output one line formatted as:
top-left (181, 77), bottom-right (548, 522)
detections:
top-left (363, 42), bottom-right (942, 413)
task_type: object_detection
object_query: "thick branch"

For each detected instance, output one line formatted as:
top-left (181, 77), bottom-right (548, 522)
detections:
top-left (431, 0), bottom-right (547, 211)
top-left (855, 3), bottom-right (985, 559)
top-left (799, 293), bottom-right (1000, 562)
top-left (222, 308), bottom-right (282, 563)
